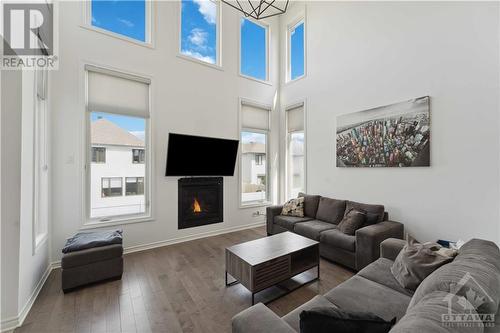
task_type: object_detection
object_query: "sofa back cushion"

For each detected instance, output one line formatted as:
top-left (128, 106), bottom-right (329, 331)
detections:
top-left (316, 197), bottom-right (346, 224)
top-left (407, 239), bottom-right (500, 318)
top-left (391, 291), bottom-right (484, 333)
top-left (298, 193), bottom-right (321, 218)
top-left (345, 201), bottom-right (385, 223)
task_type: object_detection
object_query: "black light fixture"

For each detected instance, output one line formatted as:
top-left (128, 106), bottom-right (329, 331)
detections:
top-left (221, 0), bottom-right (290, 20)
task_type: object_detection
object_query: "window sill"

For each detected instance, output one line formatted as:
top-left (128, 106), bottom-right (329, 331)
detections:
top-left (284, 73), bottom-right (306, 86)
top-left (80, 24), bottom-right (155, 49)
top-left (240, 201), bottom-right (272, 209)
top-left (176, 53), bottom-right (223, 72)
top-left (81, 215), bottom-right (154, 230)
top-left (239, 73), bottom-right (273, 86)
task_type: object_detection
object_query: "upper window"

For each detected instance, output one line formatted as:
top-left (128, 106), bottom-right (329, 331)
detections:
top-left (240, 102), bottom-right (271, 206)
top-left (180, 0), bottom-right (219, 65)
top-left (288, 20), bottom-right (305, 81)
top-left (86, 65), bottom-right (151, 222)
top-left (240, 18), bottom-right (268, 81)
top-left (90, 0), bottom-right (149, 43)
top-left (132, 148), bottom-right (145, 163)
top-left (92, 147), bottom-right (106, 163)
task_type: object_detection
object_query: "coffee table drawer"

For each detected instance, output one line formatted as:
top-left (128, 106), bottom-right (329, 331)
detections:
top-left (253, 256), bottom-right (291, 291)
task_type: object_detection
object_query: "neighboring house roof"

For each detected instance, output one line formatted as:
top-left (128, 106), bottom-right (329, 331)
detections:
top-left (91, 118), bottom-right (144, 147)
top-left (242, 142), bottom-right (265, 154)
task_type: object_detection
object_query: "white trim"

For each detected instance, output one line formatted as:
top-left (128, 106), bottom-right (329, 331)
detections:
top-left (0, 263), bottom-right (52, 333)
top-left (80, 0), bottom-right (155, 49)
top-left (81, 61), bottom-right (154, 228)
top-left (285, 13), bottom-right (306, 84)
top-left (238, 16), bottom-right (271, 84)
top-left (238, 98), bottom-right (273, 208)
top-left (177, 0), bottom-right (222, 69)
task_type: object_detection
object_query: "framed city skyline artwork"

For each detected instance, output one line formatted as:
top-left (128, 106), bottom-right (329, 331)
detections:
top-left (336, 96), bottom-right (430, 167)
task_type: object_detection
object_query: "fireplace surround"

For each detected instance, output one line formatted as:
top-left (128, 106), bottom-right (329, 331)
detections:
top-left (178, 177), bottom-right (223, 229)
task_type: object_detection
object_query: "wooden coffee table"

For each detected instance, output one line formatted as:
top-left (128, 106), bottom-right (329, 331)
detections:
top-left (225, 232), bottom-right (320, 305)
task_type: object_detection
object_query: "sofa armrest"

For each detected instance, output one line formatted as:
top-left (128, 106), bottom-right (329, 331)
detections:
top-left (232, 303), bottom-right (296, 333)
top-left (266, 205), bottom-right (283, 235)
top-left (355, 221), bottom-right (404, 270)
top-left (380, 238), bottom-right (407, 261)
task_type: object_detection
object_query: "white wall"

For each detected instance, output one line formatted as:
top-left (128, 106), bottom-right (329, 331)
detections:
top-left (50, 1), bottom-right (280, 261)
top-left (280, 1), bottom-right (500, 244)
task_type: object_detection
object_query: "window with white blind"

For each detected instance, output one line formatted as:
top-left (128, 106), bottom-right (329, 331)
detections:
top-left (85, 65), bottom-right (151, 224)
top-left (286, 103), bottom-right (305, 199)
top-left (240, 101), bottom-right (271, 206)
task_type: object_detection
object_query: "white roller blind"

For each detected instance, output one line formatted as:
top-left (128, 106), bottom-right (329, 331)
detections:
top-left (86, 65), bottom-right (150, 118)
top-left (241, 102), bottom-right (270, 131)
top-left (286, 104), bottom-right (304, 132)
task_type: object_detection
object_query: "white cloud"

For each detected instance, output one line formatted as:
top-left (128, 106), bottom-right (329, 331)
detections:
top-left (188, 28), bottom-right (208, 49)
top-left (117, 18), bottom-right (134, 28)
top-left (193, 0), bottom-right (216, 25)
top-left (181, 49), bottom-right (215, 64)
top-left (130, 131), bottom-right (145, 141)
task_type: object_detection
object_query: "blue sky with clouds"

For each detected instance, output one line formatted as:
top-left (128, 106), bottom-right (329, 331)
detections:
top-left (240, 18), bottom-right (266, 80)
top-left (291, 22), bottom-right (305, 80)
top-left (91, 0), bottom-right (146, 41)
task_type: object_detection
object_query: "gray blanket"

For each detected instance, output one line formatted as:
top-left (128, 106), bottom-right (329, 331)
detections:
top-left (62, 230), bottom-right (123, 253)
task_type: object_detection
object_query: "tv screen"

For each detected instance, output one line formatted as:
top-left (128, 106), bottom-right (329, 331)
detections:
top-left (166, 133), bottom-right (239, 176)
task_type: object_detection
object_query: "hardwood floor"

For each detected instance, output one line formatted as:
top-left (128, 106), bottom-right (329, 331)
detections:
top-left (15, 227), bottom-right (354, 333)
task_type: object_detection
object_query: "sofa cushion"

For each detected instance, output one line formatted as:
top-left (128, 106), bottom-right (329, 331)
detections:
top-left (283, 295), bottom-right (337, 332)
top-left (408, 252), bottom-right (500, 317)
top-left (294, 220), bottom-right (337, 240)
top-left (315, 197), bottom-right (346, 224)
top-left (456, 238), bottom-right (500, 273)
top-left (391, 291), bottom-right (484, 333)
top-left (345, 200), bottom-right (385, 223)
top-left (325, 275), bottom-right (411, 322)
top-left (358, 258), bottom-right (414, 297)
top-left (338, 209), bottom-right (367, 235)
top-left (320, 228), bottom-right (356, 252)
top-left (61, 244), bottom-right (123, 269)
top-left (300, 306), bottom-right (396, 333)
top-left (274, 215), bottom-right (314, 231)
top-left (298, 193), bottom-right (321, 218)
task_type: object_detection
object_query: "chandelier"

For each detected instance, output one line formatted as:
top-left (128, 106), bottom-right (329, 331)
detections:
top-left (221, 0), bottom-right (290, 20)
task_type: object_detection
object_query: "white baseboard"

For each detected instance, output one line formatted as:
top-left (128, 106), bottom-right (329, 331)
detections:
top-left (3, 221), bottom-right (265, 332)
top-left (50, 220), bottom-right (265, 268)
top-left (0, 262), bottom-right (53, 333)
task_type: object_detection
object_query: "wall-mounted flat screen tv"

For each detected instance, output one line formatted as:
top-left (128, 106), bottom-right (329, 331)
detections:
top-left (165, 133), bottom-right (239, 176)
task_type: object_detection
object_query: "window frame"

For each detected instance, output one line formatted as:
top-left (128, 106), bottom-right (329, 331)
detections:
top-left (238, 99), bottom-right (272, 208)
top-left (92, 146), bottom-right (106, 163)
top-left (101, 177), bottom-right (123, 198)
top-left (82, 0), bottom-right (155, 48)
top-left (132, 148), bottom-right (145, 164)
top-left (83, 63), bottom-right (153, 228)
top-left (286, 17), bottom-right (306, 83)
top-left (285, 101), bottom-right (307, 200)
top-left (238, 16), bottom-right (270, 84)
top-left (177, 0), bottom-right (222, 70)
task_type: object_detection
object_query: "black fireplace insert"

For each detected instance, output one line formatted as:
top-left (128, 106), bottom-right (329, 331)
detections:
top-left (178, 177), bottom-right (223, 229)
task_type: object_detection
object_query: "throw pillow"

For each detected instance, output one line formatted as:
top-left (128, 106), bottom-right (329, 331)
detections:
top-left (337, 209), bottom-right (366, 235)
top-left (299, 306), bottom-right (396, 333)
top-left (281, 197), bottom-right (305, 217)
top-left (391, 237), bottom-right (455, 291)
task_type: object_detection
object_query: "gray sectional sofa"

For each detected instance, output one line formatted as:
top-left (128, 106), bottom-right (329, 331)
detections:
top-left (267, 194), bottom-right (404, 271)
top-left (232, 238), bottom-right (500, 333)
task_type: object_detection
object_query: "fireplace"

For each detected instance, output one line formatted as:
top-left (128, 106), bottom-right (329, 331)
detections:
top-left (178, 177), bottom-right (223, 229)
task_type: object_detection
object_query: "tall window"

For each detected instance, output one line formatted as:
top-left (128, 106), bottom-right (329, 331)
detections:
top-left (288, 20), bottom-right (305, 81)
top-left (286, 104), bottom-right (305, 198)
top-left (240, 18), bottom-right (268, 81)
top-left (92, 147), bottom-right (106, 163)
top-left (240, 102), bottom-right (271, 205)
top-left (86, 65), bottom-right (150, 222)
top-left (180, 0), bottom-right (219, 65)
top-left (90, 0), bottom-right (150, 43)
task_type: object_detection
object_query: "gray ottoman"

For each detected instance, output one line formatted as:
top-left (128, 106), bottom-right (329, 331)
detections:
top-left (61, 244), bottom-right (123, 292)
